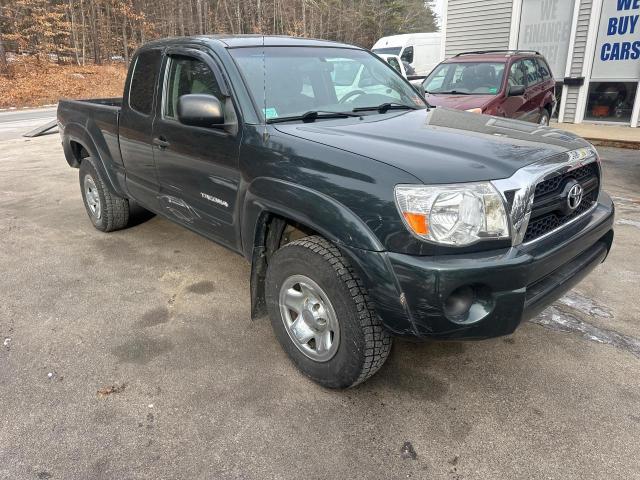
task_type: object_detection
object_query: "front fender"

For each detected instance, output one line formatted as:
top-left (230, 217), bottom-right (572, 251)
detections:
top-left (241, 177), bottom-right (384, 258)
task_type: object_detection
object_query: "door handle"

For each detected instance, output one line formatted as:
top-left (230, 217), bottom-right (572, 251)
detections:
top-left (153, 137), bottom-right (170, 149)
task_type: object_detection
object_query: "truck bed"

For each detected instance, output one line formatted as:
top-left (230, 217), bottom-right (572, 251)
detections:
top-left (57, 97), bottom-right (123, 167)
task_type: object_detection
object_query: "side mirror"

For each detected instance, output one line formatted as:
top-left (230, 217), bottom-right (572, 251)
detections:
top-left (177, 94), bottom-right (224, 128)
top-left (508, 85), bottom-right (525, 97)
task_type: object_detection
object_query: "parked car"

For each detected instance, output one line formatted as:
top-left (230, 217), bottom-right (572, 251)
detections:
top-left (422, 50), bottom-right (557, 125)
top-left (372, 32), bottom-right (442, 77)
top-left (58, 36), bottom-right (614, 389)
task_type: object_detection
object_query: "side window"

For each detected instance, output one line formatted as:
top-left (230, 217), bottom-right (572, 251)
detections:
top-left (401, 46), bottom-right (414, 64)
top-left (164, 56), bottom-right (223, 119)
top-left (537, 58), bottom-right (552, 80)
top-left (523, 59), bottom-right (541, 86)
top-left (129, 50), bottom-right (162, 115)
top-left (508, 61), bottom-right (525, 86)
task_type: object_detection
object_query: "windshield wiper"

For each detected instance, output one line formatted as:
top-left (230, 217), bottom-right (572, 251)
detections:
top-left (267, 110), bottom-right (361, 124)
top-left (433, 90), bottom-right (471, 95)
top-left (352, 102), bottom-right (419, 114)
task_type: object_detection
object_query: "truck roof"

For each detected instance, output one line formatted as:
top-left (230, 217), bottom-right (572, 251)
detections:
top-left (140, 35), bottom-right (360, 50)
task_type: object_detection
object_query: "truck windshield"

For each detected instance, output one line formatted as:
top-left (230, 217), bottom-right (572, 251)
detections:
top-left (229, 46), bottom-right (425, 122)
top-left (423, 62), bottom-right (506, 95)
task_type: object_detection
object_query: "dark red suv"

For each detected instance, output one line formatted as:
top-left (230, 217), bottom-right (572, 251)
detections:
top-left (422, 50), bottom-right (556, 125)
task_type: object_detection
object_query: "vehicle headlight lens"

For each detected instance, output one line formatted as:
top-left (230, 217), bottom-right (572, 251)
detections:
top-left (465, 108), bottom-right (483, 114)
top-left (394, 183), bottom-right (510, 246)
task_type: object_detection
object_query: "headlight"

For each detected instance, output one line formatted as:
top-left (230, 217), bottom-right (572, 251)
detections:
top-left (465, 108), bottom-right (483, 114)
top-left (394, 182), bottom-right (510, 246)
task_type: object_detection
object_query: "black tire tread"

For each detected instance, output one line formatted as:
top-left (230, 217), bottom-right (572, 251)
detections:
top-left (80, 157), bottom-right (129, 232)
top-left (279, 235), bottom-right (392, 387)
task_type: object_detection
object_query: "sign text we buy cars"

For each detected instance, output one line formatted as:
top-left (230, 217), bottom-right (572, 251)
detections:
top-left (592, 0), bottom-right (640, 80)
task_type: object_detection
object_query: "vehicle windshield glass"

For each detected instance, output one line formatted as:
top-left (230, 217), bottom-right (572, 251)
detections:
top-left (229, 46), bottom-right (425, 122)
top-left (372, 47), bottom-right (402, 55)
top-left (423, 61), bottom-right (506, 95)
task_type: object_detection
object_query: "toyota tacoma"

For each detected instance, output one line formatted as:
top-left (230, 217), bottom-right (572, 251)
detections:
top-left (57, 36), bottom-right (614, 388)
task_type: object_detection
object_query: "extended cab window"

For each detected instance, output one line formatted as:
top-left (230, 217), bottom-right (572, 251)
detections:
top-left (164, 56), bottom-right (223, 119)
top-left (129, 50), bottom-right (162, 115)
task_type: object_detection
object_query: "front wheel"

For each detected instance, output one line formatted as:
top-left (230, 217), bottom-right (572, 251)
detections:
top-left (265, 236), bottom-right (392, 388)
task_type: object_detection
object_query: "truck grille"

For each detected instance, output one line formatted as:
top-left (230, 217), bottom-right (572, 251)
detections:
top-left (523, 162), bottom-right (600, 243)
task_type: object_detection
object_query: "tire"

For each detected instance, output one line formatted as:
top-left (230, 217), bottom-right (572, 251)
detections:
top-left (79, 157), bottom-right (130, 232)
top-left (265, 235), bottom-right (392, 388)
top-left (539, 109), bottom-right (550, 126)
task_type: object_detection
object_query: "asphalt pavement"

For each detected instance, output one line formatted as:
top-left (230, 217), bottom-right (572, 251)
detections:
top-left (1, 134), bottom-right (639, 480)
top-left (0, 107), bottom-right (58, 141)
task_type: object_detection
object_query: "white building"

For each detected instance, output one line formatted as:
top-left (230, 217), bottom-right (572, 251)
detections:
top-left (439, 0), bottom-right (640, 127)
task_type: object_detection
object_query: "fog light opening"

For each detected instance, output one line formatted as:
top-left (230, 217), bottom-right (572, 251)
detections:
top-left (443, 284), bottom-right (494, 325)
top-left (444, 286), bottom-right (475, 318)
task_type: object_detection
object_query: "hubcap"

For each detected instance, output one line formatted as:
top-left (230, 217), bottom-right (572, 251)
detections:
top-left (84, 175), bottom-right (101, 219)
top-left (279, 274), bottom-right (340, 362)
top-left (540, 113), bottom-right (549, 125)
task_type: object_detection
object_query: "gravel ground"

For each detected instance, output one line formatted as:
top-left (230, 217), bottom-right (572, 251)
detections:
top-left (1, 135), bottom-right (639, 480)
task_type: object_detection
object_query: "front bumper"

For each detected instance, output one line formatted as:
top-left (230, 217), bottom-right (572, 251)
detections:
top-left (344, 192), bottom-right (614, 340)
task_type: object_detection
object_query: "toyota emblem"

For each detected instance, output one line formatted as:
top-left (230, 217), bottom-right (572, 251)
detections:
top-left (567, 183), bottom-right (584, 211)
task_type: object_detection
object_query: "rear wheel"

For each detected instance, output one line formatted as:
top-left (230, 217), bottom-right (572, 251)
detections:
top-left (79, 157), bottom-right (130, 232)
top-left (266, 235), bottom-right (392, 388)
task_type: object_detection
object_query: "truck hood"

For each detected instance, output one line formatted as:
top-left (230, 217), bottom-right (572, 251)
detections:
top-left (273, 107), bottom-right (589, 184)
top-left (425, 93), bottom-right (495, 111)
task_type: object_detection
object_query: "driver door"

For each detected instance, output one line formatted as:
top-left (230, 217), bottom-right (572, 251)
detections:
top-left (152, 48), bottom-right (242, 249)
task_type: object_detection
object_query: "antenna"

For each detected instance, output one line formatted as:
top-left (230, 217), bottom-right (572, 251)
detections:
top-left (262, 35), bottom-right (267, 139)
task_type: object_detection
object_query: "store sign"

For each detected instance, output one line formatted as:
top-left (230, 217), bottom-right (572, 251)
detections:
top-left (592, 0), bottom-right (640, 80)
top-left (518, 0), bottom-right (575, 80)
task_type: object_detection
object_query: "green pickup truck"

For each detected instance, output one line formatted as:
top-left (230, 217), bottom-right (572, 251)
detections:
top-left (58, 36), bottom-right (614, 388)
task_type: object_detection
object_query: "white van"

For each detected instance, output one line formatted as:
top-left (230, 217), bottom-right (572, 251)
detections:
top-left (372, 33), bottom-right (442, 77)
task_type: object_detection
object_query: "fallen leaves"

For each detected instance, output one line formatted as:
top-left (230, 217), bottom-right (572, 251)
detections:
top-left (0, 56), bottom-right (126, 109)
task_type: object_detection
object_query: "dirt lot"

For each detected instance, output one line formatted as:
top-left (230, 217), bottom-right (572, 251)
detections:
top-left (1, 133), bottom-right (639, 479)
